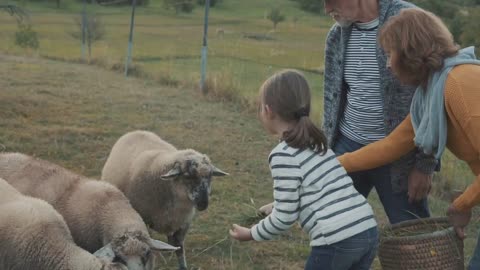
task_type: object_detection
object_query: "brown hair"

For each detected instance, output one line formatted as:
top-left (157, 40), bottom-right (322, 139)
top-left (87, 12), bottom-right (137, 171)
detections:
top-left (259, 69), bottom-right (327, 154)
top-left (379, 8), bottom-right (459, 88)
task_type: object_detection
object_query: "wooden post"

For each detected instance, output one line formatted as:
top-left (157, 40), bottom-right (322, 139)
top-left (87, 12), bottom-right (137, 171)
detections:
top-left (200, 0), bottom-right (210, 94)
top-left (81, 0), bottom-right (87, 60)
top-left (125, 0), bottom-right (137, 77)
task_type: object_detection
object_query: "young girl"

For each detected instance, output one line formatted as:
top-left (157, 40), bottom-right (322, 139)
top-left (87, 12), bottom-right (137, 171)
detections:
top-left (229, 70), bottom-right (378, 270)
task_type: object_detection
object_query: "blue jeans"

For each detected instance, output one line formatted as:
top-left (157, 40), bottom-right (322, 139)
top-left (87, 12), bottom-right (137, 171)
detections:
top-left (305, 227), bottom-right (378, 270)
top-left (333, 134), bottom-right (430, 224)
top-left (469, 232), bottom-right (480, 270)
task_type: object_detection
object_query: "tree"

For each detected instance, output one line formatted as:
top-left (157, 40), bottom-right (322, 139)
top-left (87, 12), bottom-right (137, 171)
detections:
top-left (267, 7), bottom-right (286, 30)
top-left (163, 0), bottom-right (195, 14)
top-left (15, 23), bottom-right (39, 49)
top-left (71, 14), bottom-right (106, 59)
top-left (0, 4), bottom-right (28, 22)
top-left (459, 8), bottom-right (480, 55)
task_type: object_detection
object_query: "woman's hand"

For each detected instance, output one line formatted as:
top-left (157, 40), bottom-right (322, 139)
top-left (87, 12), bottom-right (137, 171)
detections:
top-left (446, 203), bottom-right (472, 239)
top-left (229, 224), bottom-right (253, 241)
top-left (408, 168), bottom-right (433, 203)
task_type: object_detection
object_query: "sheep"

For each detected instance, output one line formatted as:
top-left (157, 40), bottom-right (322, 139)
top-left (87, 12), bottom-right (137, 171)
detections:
top-left (101, 130), bottom-right (228, 270)
top-left (0, 177), bottom-right (128, 270)
top-left (215, 27), bottom-right (225, 38)
top-left (0, 152), bottom-right (178, 270)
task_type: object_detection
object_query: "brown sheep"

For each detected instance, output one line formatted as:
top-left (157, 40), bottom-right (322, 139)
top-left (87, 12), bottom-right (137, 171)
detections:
top-left (0, 152), bottom-right (178, 270)
top-left (0, 177), bottom-right (128, 270)
top-left (101, 130), bottom-right (228, 270)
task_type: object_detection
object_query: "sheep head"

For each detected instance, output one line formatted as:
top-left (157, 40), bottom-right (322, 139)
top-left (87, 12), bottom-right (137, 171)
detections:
top-left (160, 150), bottom-right (228, 211)
top-left (94, 231), bottom-right (178, 270)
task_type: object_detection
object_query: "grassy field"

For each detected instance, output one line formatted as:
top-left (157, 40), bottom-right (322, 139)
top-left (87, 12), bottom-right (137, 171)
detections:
top-left (1, 54), bottom-right (479, 270)
top-left (1, 0), bottom-right (479, 269)
top-left (0, 0), bottom-right (331, 118)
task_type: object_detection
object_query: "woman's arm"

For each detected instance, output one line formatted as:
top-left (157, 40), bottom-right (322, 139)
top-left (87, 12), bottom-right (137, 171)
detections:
top-left (453, 173), bottom-right (480, 211)
top-left (337, 115), bottom-right (416, 172)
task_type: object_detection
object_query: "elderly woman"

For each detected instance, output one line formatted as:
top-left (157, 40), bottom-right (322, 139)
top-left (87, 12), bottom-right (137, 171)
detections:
top-left (337, 8), bottom-right (480, 269)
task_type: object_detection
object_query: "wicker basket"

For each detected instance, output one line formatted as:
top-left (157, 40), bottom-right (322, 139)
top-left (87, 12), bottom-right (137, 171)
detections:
top-left (378, 217), bottom-right (464, 270)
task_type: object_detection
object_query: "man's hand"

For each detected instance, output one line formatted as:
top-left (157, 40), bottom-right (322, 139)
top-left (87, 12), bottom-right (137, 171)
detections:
top-left (446, 203), bottom-right (472, 239)
top-left (408, 168), bottom-right (433, 203)
top-left (229, 224), bottom-right (253, 241)
top-left (258, 202), bottom-right (274, 216)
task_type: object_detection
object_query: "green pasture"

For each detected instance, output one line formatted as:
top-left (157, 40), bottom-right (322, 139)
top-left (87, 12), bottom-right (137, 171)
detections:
top-left (1, 1), bottom-right (479, 268)
top-left (0, 0), bottom-right (331, 119)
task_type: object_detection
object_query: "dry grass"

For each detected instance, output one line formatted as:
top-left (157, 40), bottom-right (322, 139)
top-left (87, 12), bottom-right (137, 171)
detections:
top-left (1, 54), bottom-right (478, 269)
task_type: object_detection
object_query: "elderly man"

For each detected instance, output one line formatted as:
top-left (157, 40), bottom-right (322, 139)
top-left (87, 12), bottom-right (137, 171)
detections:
top-left (260, 0), bottom-right (437, 224)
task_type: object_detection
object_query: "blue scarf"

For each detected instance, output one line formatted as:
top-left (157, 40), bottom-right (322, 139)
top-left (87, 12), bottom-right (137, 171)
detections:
top-left (411, 46), bottom-right (480, 159)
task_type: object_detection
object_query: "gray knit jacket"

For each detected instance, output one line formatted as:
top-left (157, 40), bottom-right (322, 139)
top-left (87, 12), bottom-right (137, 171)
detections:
top-left (322, 0), bottom-right (438, 192)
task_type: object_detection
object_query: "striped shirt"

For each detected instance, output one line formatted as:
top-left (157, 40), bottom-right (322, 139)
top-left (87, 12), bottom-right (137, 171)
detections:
top-left (251, 141), bottom-right (377, 246)
top-left (339, 18), bottom-right (386, 145)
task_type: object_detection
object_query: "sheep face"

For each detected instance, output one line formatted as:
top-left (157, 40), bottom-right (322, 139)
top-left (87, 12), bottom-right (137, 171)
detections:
top-left (112, 234), bottom-right (151, 270)
top-left (161, 156), bottom-right (228, 212)
top-left (94, 232), bottom-right (179, 270)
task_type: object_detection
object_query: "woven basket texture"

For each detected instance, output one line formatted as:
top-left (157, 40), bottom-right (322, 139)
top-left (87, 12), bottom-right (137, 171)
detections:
top-left (378, 217), bottom-right (464, 270)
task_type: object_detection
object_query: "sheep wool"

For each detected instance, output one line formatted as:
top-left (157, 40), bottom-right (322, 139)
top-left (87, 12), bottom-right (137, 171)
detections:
top-left (102, 130), bottom-right (228, 270)
top-left (0, 152), bottom-right (177, 270)
top-left (0, 177), bottom-right (128, 270)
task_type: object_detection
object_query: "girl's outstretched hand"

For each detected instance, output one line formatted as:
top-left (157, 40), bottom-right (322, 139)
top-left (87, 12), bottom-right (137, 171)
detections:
top-left (229, 224), bottom-right (253, 241)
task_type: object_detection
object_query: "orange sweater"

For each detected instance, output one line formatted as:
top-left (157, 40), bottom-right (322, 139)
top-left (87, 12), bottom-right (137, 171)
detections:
top-left (338, 64), bottom-right (480, 211)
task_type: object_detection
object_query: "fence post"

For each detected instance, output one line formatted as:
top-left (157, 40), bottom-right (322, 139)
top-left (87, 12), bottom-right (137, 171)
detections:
top-left (125, 0), bottom-right (137, 77)
top-left (81, 0), bottom-right (86, 60)
top-left (200, 0), bottom-right (210, 94)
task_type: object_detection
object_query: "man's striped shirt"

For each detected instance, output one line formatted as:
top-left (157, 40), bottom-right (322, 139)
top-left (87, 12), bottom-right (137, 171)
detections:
top-left (251, 141), bottom-right (377, 246)
top-left (339, 18), bottom-right (386, 145)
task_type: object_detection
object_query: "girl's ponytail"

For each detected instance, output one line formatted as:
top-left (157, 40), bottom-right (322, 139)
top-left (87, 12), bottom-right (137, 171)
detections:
top-left (283, 109), bottom-right (327, 154)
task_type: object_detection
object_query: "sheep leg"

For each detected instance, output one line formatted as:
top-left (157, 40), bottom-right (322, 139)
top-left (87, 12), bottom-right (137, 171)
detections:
top-left (168, 225), bottom-right (189, 270)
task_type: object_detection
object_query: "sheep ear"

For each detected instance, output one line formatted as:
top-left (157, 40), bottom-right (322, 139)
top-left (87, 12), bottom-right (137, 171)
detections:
top-left (149, 238), bottom-right (180, 251)
top-left (160, 167), bottom-right (182, 180)
top-left (93, 243), bottom-right (115, 262)
top-left (212, 166), bottom-right (229, 177)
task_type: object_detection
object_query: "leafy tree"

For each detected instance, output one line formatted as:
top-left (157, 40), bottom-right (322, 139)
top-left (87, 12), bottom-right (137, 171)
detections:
top-left (449, 11), bottom-right (466, 44)
top-left (0, 4), bottom-right (28, 21)
top-left (70, 14), bottom-right (106, 59)
top-left (267, 7), bottom-right (286, 30)
top-left (163, 0), bottom-right (195, 14)
top-left (15, 23), bottom-right (39, 49)
top-left (410, 0), bottom-right (459, 19)
top-left (459, 8), bottom-right (480, 54)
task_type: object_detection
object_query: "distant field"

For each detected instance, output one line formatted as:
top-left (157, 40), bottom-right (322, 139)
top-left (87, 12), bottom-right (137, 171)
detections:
top-left (0, 0), bottom-right (331, 119)
top-left (1, 53), bottom-right (478, 270)
top-left (1, 1), bottom-right (479, 268)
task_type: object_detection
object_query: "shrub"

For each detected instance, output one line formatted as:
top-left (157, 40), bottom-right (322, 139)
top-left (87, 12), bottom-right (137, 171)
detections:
top-left (15, 24), bottom-right (39, 49)
top-left (163, 0), bottom-right (195, 14)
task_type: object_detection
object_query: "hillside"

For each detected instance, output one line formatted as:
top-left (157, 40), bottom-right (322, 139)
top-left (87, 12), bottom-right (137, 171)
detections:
top-left (1, 0), bottom-right (480, 268)
top-left (1, 54), bottom-right (478, 269)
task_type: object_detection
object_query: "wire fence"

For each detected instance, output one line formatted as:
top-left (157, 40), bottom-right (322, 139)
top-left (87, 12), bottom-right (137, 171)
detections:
top-left (0, 3), bottom-right (475, 196)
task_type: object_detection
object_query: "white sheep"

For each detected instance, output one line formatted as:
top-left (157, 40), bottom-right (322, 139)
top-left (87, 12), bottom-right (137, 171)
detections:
top-left (0, 152), bottom-right (178, 270)
top-left (0, 177), bottom-right (128, 270)
top-left (101, 130), bottom-right (228, 270)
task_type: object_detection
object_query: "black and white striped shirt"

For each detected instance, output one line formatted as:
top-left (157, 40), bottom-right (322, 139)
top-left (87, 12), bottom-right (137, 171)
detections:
top-left (251, 142), bottom-right (377, 246)
top-left (340, 18), bottom-right (386, 145)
